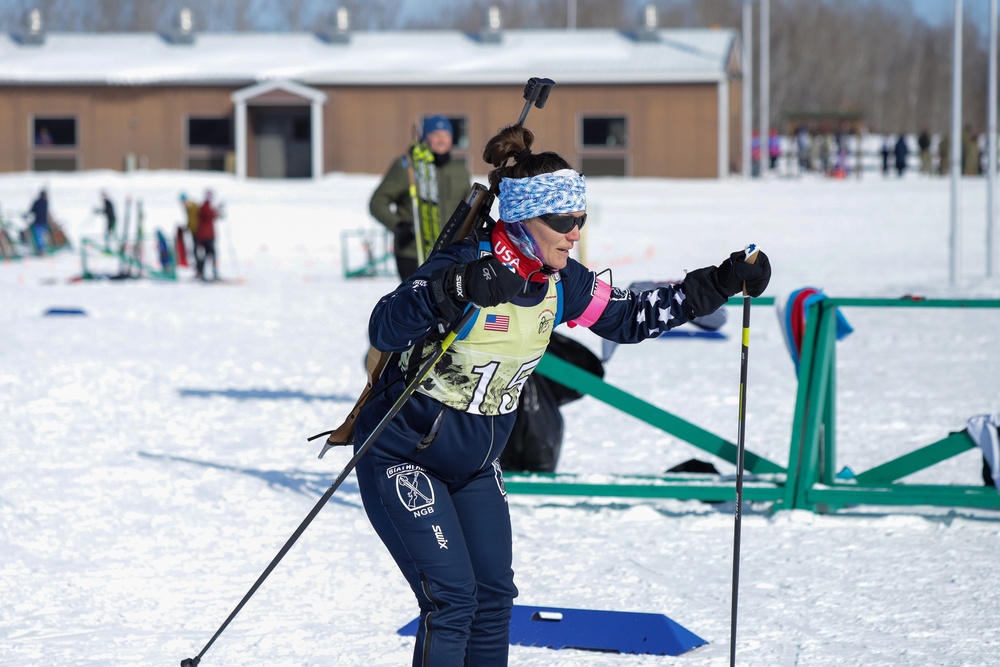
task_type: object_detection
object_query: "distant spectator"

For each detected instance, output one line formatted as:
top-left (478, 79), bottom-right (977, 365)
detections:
top-left (880, 139), bottom-right (891, 176)
top-left (938, 135), bottom-right (950, 176)
top-left (894, 135), bottom-right (909, 177)
top-left (195, 190), bottom-right (222, 282)
top-left (750, 129), bottom-right (761, 177)
top-left (978, 133), bottom-right (987, 175)
top-left (819, 134), bottom-right (832, 175)
top-left (95, 190), bottom-right (117, 250)
top-left (809, 132), bottom-right (822, 173)
top-left (179, 193), bottom-right (199, 272)
top-left (24, 188), bottom-right (50, 255)
top-left (35, 126), bottom-right (53, 146)
top-left (961, 125), bottom-right (977, 175)
top-left (768, 129), bottom-right (781, 170)
top-left (796, 126), bottom-right (811, 173)
top-left (917, 129), bottom-right (932, 176)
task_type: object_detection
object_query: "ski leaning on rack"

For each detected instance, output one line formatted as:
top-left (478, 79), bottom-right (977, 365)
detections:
top-left (178, 76), bottom-right (556, 667)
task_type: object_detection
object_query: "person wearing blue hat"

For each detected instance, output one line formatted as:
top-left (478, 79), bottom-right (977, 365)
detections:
top-left (370, 114), bottom-right (471, 279)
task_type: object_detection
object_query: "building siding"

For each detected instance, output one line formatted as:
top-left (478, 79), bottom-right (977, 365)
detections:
top-left (1, 80), bottom-right (738, 178)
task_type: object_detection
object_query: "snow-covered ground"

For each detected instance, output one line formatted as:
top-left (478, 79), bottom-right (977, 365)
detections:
top-left (2, 168), bottom-right (999, 666)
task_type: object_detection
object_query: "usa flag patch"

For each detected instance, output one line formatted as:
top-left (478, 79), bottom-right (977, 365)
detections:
top-left (483, 314), bottom-right (510, 332)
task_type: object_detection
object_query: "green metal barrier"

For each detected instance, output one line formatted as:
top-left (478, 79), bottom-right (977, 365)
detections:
top-left (503, 471), bottom-right (787, 503)
top-left (506, 346), bottom-right (787, 503)
top-left (506, 296), bottom-right (1000, 513)
top-left (781, 297), bottom-right (1000, 512)
top-left (79, 237), bottom-right (175, 280)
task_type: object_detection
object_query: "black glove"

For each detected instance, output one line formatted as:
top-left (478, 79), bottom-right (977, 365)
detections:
top-left (393, 221), bottom-right (415, 249)
top-left (715, 249), bottom-right (771, 298)
top-left (430, 256), bottom-right (524, 319)
top-left (681, 249), bottom-right (772, 318)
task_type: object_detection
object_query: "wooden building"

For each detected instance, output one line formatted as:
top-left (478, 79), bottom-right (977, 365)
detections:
top-left (0, 11), bottom-right (743, 179)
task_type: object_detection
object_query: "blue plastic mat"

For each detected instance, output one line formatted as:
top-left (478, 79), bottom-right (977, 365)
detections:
top-left (399, 604), bottom-right (707, 656)
top-left (43, 307), bottom-right (87, 316)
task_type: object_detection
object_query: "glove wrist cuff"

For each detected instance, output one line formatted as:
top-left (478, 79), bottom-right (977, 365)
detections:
top-left (681, 266), bottom-right (728, 318)
top-left (429, 264), bottom-right (465, 321)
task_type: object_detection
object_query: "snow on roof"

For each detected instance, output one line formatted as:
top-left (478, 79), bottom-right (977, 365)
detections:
top-left (0, 28), bottom-right (737, 87)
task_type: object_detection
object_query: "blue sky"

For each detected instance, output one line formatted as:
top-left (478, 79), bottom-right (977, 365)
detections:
top-left (910, 0), bottom-right (989, 28)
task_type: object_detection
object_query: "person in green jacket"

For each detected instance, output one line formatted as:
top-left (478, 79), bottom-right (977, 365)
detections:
top-left (369, 115), bottom-right (471, 279)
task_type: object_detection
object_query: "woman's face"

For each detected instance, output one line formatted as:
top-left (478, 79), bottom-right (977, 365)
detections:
top-left (523, 212), bottom-right (585, 270)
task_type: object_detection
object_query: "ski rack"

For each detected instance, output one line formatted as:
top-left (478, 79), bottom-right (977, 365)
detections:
top-left (78, 237), bottom-right (176, 280)
top-left (341, 228), bottom-right (395, 279)
top-left (504, 296), bottom-right (1000, 513)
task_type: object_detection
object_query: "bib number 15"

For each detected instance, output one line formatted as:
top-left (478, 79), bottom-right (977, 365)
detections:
top-left (467, 356), bottom-right (542, 415)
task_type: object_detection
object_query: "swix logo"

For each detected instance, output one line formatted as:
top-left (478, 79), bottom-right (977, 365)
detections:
top-left (432, 524), bottom-right (448, 549)
top-left (454, 274), bottom-right (465, 298)
top-left (492, 239), bottom-right (521, 269)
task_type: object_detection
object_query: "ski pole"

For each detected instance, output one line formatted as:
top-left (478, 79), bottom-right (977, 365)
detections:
top-left (729, 244), bottom-right (758, 667)
top-left (180, 305), bottom-right (479, 667)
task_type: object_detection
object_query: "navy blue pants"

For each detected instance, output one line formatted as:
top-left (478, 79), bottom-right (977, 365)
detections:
top-left (356, 452), bottom-right (517, 666)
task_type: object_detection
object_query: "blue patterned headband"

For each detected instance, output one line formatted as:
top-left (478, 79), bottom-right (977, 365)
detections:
top-left (498, 168), bottom-right (587, 222)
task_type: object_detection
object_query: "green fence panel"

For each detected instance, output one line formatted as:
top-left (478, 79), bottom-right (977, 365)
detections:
top-left (786, 297), bottom-right (1000, 512)
top-left (852, 432), bottom-right (976, 484)
top-left (504, 471), bottom-right (786, 503)
top-left (535, 354), bottom-right (785, 475)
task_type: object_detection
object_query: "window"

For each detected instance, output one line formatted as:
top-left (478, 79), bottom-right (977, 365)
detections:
top-left (581, 116), bottom-right (627, 148)
top-left (187, 117), bottom-right (231, 148)
top-left (33, 117), bottom-right (76, 147)
top-left (579, 115), bottom-right (629, 177)
top-left (30, 116), bottom-right (79, 171)
top-left (186, 115), bottom-right (232, 172)
top-left (444, 116), bottom-right (469, 150)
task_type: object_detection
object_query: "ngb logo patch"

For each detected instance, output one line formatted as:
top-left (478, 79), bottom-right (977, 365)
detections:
top-left (387, 463), bottom-right (436, 517)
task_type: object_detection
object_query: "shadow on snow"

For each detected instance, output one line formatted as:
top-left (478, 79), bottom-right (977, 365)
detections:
top-left (137, 451), bottom-right (361, 508)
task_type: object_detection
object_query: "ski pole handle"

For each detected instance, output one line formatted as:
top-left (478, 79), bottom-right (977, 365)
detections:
top-left (741, 243), bottom-right (758, 297)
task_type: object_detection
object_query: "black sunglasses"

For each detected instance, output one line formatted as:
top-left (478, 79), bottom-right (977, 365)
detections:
top-left (538, 212), bottom-right (587, 233)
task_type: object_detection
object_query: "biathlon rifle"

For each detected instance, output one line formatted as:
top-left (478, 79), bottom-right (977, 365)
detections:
top-left (313, 76), bottom-right (555, 459)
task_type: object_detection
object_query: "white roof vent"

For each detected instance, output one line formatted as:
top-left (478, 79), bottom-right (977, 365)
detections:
top-left (319, 7), bottom-right (350, 44)
top-left (17, 8), bottom-right (45, 46)
top-left (166, 7), bottom-right (195, 45)
top-left (480, 6), bottom-right (502, 44)
top-left (636, 4), bottom-right (660, 42)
